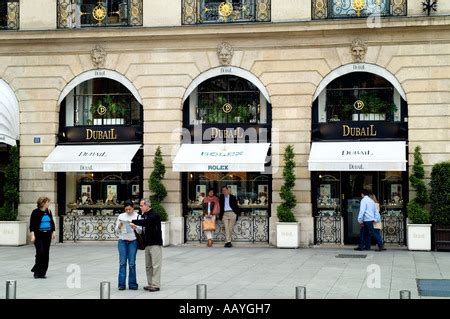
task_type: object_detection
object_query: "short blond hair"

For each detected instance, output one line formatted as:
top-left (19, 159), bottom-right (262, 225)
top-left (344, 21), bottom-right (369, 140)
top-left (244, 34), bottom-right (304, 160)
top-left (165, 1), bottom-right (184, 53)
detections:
top-left (37, 196), bottom-right (50, 209)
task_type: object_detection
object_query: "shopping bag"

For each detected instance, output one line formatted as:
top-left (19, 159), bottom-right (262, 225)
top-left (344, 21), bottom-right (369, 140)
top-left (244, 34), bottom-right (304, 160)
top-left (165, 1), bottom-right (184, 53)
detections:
top-left (202, 217), bottom-right (216, 231)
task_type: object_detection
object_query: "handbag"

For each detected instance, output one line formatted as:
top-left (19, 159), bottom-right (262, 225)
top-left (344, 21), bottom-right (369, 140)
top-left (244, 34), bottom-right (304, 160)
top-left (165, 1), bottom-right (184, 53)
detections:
top-left (202, 217), bottom-right (216, 231)
top-left (373, 221), bottom-right (382, 230)
top-left (134, 230), bottom-right (146, 250)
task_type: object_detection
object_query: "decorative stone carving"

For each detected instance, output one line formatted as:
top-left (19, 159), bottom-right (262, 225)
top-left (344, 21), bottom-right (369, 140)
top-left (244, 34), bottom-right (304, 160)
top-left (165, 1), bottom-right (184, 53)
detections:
top-left (351, 38), bottom-right (368, 63)
top-left (90, 45), bottom-right (107, 68)
top-left (217, 42), bottom-right (234, 66)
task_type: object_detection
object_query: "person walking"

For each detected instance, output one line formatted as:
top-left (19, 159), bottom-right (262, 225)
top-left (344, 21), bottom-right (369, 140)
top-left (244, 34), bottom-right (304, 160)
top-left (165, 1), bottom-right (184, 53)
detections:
top-left (219, 186), bottom-right (240, 248)
top-left (354, 190), bottom-right (378, 251)
top-left (115, 200), bottom-right (139, 290)
top-left (130, 199), bottom-right (162, 292)
top-left (370, 193), bottom-right (386, 251)
top-left (29, 197), bottom-right (56, 279)
top-left (202, 188), bottom-right (220, 247)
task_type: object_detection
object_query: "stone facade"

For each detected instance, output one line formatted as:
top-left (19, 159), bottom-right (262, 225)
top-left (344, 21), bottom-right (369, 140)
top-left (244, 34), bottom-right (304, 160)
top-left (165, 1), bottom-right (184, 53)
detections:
top-left (1, 1), bottom-right (449, 246)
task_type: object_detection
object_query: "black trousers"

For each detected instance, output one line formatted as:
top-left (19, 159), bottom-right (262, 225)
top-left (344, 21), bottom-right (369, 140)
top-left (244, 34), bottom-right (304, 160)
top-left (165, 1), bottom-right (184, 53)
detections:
top-left (31, 232), bottom-right (52, 276)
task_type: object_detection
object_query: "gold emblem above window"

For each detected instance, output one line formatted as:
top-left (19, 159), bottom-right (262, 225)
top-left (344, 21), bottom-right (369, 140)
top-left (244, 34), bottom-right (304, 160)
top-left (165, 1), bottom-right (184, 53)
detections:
top-left (222, 103), bottom-right (233, 113)
top-left (219, 2), bottom-right (234, 17)
top-left (92, 2), bottom-right (107, 22)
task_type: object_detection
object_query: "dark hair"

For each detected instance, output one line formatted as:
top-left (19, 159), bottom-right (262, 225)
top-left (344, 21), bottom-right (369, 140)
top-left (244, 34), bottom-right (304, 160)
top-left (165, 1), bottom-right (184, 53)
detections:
top-left (361, 189), bottom-right (369, 196)
top-left (221, 186), bottom-right (228, 190)
top-left (124, 200), bottom-right (134, 208)
top-left (207, 188), bottom-right (216, 194)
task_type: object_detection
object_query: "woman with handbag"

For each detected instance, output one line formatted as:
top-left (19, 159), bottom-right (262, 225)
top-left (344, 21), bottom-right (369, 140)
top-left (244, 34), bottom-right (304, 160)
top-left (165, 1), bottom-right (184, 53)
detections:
top-left (115, 200), bottom-right (139, 290)
top-left (202, 188), bottom-right (220, 247)
top-left (370, 193), bottom-right (386, 251)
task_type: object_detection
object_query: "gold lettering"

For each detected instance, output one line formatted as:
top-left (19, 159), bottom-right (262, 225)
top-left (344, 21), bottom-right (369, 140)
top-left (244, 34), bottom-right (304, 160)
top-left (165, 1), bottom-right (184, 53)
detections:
top-left (85, 129), bottom-right (117, 140)
top-left (343, 125), bottom-right (350, 136)
top-left (370, 125), bottom-right (377, 136)
top-left (86, 129), bottom-right (93, 140)
top-left (237, 128), bottom-right (244, 138)
top-left (355, 128), bottom-right (361, 136)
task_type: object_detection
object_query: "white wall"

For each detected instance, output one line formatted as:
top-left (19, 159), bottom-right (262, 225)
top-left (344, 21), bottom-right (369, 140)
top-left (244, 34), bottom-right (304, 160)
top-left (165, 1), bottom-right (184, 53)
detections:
top-left (271, 0), bottom-right (311, 22)
top-left (143, 0), bottom-right (181, 27)
top-left (20, 0), bottom-right (57, 30)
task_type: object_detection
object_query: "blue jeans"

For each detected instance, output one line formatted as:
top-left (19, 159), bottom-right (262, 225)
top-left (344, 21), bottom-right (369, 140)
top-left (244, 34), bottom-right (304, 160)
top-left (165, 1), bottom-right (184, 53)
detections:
top-left (363, 221), bottom-right (376, 250)
top-left (118, 239), bottom-right (138, 289)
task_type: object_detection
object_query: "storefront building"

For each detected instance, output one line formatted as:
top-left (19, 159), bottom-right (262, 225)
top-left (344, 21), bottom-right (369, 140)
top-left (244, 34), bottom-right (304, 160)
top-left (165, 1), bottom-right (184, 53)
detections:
top-left (173, 69), bottom-right (272, 242)
top-left (1, 1), bottom-right (449, 246)
top-left (42, 70), bottom-right (143, 241)
top-left (309, 65), bottom-right (408, 245)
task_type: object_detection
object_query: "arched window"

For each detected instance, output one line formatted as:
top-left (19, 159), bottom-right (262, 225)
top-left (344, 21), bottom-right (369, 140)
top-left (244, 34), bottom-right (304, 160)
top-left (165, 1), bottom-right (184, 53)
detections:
top-left (190, 75), bottom-right (268, 125)
top-left (315, 72), bottom-right (403, 123)
top-left (61, 78), bottom-right (142, 127)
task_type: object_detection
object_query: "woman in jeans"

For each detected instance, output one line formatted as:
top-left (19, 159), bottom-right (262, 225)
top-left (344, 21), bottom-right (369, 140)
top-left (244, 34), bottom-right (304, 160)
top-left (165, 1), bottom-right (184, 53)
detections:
top-left (202, 188), bottom-right (220, 247)
top-left (115, 200), bottom-right (139, 290)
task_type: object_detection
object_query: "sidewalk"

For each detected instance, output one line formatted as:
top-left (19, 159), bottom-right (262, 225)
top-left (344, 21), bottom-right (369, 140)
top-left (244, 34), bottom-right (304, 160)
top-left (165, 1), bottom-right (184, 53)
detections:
top-left (1, 243), bottom-right (449, 299)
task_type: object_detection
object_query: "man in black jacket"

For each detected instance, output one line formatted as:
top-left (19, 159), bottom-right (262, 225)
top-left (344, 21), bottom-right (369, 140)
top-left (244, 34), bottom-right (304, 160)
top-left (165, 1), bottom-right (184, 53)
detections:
top-left (130, 199), bottom-right (162, 292)
top-left (219, 186), bottom-right (240, 248)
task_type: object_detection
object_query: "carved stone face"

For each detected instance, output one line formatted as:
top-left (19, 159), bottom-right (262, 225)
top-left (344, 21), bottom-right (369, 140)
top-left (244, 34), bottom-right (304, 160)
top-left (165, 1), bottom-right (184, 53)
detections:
top-left (351, 39), bottom-right (367, 63)
top-left (90, 46), bottom-right (106, 68)
top-left (217, 42), bottom-right (233, 66)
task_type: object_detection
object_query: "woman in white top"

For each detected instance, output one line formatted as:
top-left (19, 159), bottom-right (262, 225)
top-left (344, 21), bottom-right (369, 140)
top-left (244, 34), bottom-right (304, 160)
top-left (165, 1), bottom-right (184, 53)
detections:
top-left (115, 200), bottom-right (139, 290)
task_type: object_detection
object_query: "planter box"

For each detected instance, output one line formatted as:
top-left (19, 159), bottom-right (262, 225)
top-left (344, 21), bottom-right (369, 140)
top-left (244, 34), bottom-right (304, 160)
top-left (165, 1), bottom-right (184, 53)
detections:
top-left (434, 224), bottom-right (450, 251)
top-left (276, 222), bottom-right (300, 248)
top-left (407, 224), bottom-right (431, 251)
top-left (0, 221), bottom-right (27, 246)
top-left (161, 221), bottom-right (170, 247)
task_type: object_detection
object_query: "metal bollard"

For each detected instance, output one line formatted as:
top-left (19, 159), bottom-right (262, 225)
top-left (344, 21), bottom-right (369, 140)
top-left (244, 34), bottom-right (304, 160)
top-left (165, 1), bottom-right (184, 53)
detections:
top-left (400, 290), bottom-right (411, 299)
top-left (100, 281), bottom-right (110, 299)
top-left (6, 280), bottom-right (16, 299)
top-left (196, 284), bottom-right (207, 299)
top-left (295, 286), bottom-right (306, 299)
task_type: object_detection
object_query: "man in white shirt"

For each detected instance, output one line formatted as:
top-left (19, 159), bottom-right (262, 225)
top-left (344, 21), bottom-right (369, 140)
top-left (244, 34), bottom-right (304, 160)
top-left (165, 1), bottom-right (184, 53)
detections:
top-left (354, 190), bottom-right (383, 251)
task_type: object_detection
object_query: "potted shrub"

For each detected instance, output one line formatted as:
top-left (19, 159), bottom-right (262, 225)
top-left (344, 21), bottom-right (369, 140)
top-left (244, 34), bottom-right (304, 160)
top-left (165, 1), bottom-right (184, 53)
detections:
top-left (0, 146), bottom-right (27, 246)
top-left (406, 146), bottom-right (431, 251)
top-left (276, 145), bottom-right (300, 248)
top-left (149, 146), bottom-right (169, 246)
top-left (430, 161), bottom-right (450, 251)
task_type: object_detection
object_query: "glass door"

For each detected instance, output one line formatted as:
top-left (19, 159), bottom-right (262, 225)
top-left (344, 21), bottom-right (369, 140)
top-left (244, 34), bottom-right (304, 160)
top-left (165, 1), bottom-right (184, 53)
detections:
top-left (342, 172), bottom-right (379, 244)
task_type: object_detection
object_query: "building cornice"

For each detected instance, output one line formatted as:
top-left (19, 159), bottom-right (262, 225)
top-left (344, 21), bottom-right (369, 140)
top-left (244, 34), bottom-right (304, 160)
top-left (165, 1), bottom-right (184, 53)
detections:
top-left (1, 16), bottom-right (450, 54)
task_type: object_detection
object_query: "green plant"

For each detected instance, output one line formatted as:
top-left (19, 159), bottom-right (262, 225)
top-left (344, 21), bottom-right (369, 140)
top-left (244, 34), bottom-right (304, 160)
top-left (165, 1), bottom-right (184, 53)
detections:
top-left (430, 161), bottom-right (450, 225)
top-left (358, 93), bottom-right (397, 117)
top-left (277, 145), bottom-right (297, 222)
top-left (0, 146), bottom-right (20, 221)
top-left (90, 95), bottom-right (127, 118)
top-left (407, 201), bottom-right (430, 224)
top-left (407, 146), bottom-right (430, 224)
top-left (148, 146), bottom-right (168, 222)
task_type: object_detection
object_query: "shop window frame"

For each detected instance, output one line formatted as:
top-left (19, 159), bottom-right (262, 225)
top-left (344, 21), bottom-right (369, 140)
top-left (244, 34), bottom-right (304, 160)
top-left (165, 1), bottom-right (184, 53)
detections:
top-left (182, 0), bottom-right (271, 25)
top-left (312, 0), bottom-right (407, 20)
top-left (0, 0), bottom-right (19, 30)
top-left (57, 0), bottom-right (143, 29)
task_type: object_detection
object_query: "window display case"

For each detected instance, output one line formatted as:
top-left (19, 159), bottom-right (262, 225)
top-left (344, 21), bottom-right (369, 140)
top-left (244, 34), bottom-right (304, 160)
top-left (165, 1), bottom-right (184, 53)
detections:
top-left (316, 174), bottom-right (341, 216)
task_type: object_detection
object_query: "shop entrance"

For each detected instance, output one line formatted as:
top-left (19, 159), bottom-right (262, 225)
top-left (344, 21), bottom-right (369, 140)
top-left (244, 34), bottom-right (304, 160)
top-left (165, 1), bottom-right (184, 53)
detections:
top-left (341, 172), bottom-right (379, 244)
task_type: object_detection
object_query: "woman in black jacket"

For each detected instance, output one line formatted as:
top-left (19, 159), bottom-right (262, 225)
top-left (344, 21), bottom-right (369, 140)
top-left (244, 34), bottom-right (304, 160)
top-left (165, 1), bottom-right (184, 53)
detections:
top-left (29, 197), bottom-right (56, 279)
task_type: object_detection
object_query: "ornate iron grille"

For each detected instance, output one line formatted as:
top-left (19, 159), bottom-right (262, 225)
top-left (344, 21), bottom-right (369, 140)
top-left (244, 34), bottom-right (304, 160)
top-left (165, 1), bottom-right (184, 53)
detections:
top-left (182, 0), bottom-right (270, 25)
top-left (382, 214), bottom-right (404, 245)
top-left (312, 0), bottom-right (407, 19)
top-left (63, 215), bottom-right (118, 241)
top-left (0, 0), bottom-right (19, 30)
top-left (57, 0), bottom-right (142, 28)
top-left (185, 214), bottom-right (269, 242)
top-left (315, 215), bottom-right (343, 244)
